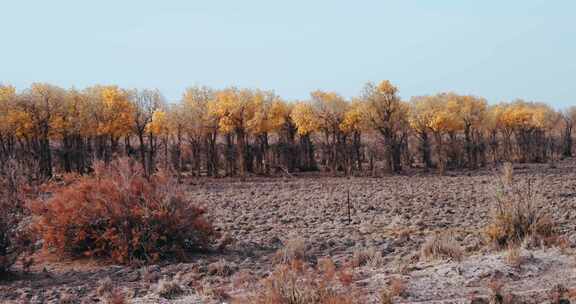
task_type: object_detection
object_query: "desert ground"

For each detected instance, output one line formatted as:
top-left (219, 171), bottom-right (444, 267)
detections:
top-left (2, 160), bottom-right (576, 303)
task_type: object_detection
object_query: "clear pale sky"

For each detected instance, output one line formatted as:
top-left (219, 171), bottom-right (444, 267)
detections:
top-left (2, 1), bottom-right (575, 107)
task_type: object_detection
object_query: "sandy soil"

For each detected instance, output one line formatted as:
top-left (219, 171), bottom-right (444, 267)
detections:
top-left (2, 160), bottom-right (576, 303)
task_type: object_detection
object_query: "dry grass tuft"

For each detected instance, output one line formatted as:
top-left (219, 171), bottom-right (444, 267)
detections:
top-left (337, 268), bottom-right (354, 287)
top-left (232, 270), bottom-right (259, 289)
top-left (349, 247), bottom-right (385, 268)
top-left (198, 283), bottom-right (231, 302)
top-left (488, 280), bottom-right (505, 304)
top-left (97, 277), bottom-right (114, 297)
top-left (548, 284), bottom-right (570, 304)
top-left (59, 292), bottom-right (78, 304)
top-left (250, 259), bottom-right (357, 304)
top-left (274, 237), bottom-right (307, 264)
top-left (105, 289), bottom-right (128, 304)
top-left (420, 232), bottom-right (463, 262)
top-left (378, 277), bottom-right (409, 304)
top-left (388, 277), bottom-right (408, 298)
top-left (140, 266), bottom-right (160, 284)
top-left (156, 277), bottom-right (184, 299)
top-left (317, 257), bottom-right (337, 281)
top-left (484, 176), bottom-right (555, 250)
top-left (487, 280), bottom-right (517, 304)
top-left (208, 259), bottom-right (236, 277)
top-left (504, 245), bottom-right (524, 269)
top-left (378, 289), bottom-right (393, 304)
top-left (96, 277), bottom-right (128, 303)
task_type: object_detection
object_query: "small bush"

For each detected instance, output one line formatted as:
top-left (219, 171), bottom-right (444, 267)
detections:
top-left (29, 158), bottom-right (217, 264)
top-left (378, 289), bottom-right (393, 304)
top-left (505, 245), bottom-right (523, 269)
top-left (388, 277), bottom-right (408, 298)
top-left (484, 177), bottom-right (554, 250)
top-left (208, 259), bottom-right (236, 277)
top-left (548, 284), bottom-right (570, 304)
top-left (156, 277), bottom-right (184, 299)
top-left (96, 277), bottom-right (114, 297)
top-left (274, 237), bottom-right (307, 264)
top-left (198, 283), bottom-right (231, 302)
top-left (420, 232), bottom-right (463, 262)
top-left (105, 290), bottom-right (128, 304)
top-left (250, 259), bottom-right (357, 304)
top-left (349, 247), bottom-right (384, 268)
top-left (317, 257), bottom-right (337, 281)
top-left (488, 280), bottom-right (516, 304)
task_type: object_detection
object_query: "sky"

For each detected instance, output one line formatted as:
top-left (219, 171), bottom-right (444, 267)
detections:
top-left (2, 0), bottom-right (575, 107)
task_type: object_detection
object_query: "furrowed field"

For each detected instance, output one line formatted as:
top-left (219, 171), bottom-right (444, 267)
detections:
top-left (1, 81), bottom-right (576, 303)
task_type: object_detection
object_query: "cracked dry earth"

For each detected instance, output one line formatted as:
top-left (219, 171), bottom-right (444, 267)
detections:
top-left (2, 160), bottom-right (576, 303)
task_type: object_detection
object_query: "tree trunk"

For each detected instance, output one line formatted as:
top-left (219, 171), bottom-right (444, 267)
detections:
top-left (137, 132), bottom-right (147, 177)
top-left (236, 130), bottom-right (246, 178)
top-left (563, 124), bottom-right (573, 158)
top-left (418, 131), bottom-right (433, 170)
top-left (433, 132), bottom-right (445, 175)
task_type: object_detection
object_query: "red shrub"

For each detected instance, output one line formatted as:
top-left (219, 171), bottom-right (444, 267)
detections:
top-left (29, 158), bottom-right (216, 264)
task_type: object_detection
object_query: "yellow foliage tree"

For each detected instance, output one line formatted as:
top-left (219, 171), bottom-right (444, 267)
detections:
top-left (360, 80), bottom-right (408, 173)
top-left (209, 88), bottom-right (260, 177)
top-left (409, 96), bottom-right (437, 169)
top-left (497, 100), bottom-right (558, 162)
top-left (246, 91), bottom-right (285, 174)
top-left (0, 85), bottom-right (24, 156)
top-left (309, 90), bottom-right (349, 173)
top-left (98, 86), bottom-right (134, 139)
top-left (290, 102), bottom-right (319, 171)
top-left (452, 94), bottom-right (487, 169)
top-left (291, 102), bottom-right (319, 136)
top-left (340, 100), bottom-right (366, 171)
top-left (182, 86), bottom-right (218, 176)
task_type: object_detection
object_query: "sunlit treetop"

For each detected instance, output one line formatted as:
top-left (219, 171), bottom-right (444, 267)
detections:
top-left (0, 84), bottom-right (33, 138)
top-left (85, 85), bottom-right (135, 138)
top-left (291, 101), bottom-right (319, 136)
top-left (146, 109), bottom-right (170, 136)
top-left (360, 80), bottom-right (408, 133)
top-left (50, 89), bottom-right (92, 138)
top-left (181, 86), bottom-right (218, 137)
top-left (0, 84), bottom-right (17, 133)
top-left (209, 88), bottom-right (252, 134)
top-left (451, 94), bottom-right (487, 129)
top-left (377, 80), bottom-right (398, 96)
top-left (268, 100), bottom-right (291, 130)
top-left (423, 94), bottom-right (462, 133)
top-left (246, 90), bottom-right (286, 135)
top-left (498, 100), bottom-right (556, 132)
top-left (340, 100), bottom-right (367, 134)
top-left (0, 84), bottom-right (16, 103)
top-left (310, 90), bottom-right (348, 133)
top-left (408, 95), bottom-right (436, 133)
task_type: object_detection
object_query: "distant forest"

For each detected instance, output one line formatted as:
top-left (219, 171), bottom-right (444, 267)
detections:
top-left (0, 81), bottom-right (573, 179)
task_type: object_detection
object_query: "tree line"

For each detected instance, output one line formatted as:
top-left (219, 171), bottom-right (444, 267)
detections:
top-left (0, 81), bottom-right (574, 180)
